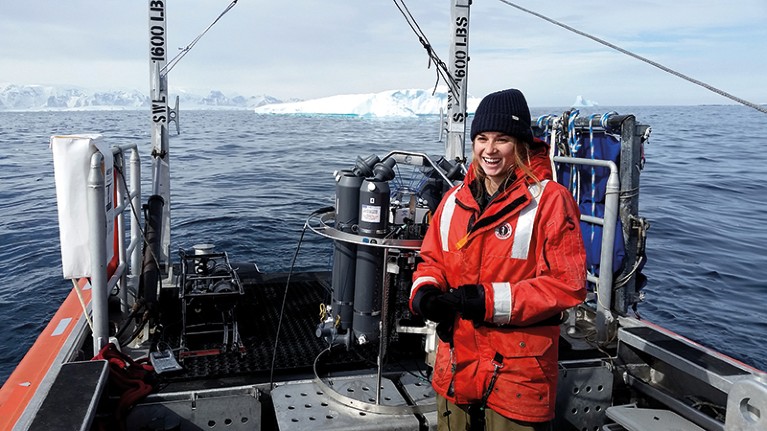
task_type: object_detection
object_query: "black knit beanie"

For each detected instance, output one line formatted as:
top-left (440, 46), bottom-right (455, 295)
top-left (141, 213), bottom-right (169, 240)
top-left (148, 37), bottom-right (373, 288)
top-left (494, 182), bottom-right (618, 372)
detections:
top-left (470, 89), bottom-right (533, 143)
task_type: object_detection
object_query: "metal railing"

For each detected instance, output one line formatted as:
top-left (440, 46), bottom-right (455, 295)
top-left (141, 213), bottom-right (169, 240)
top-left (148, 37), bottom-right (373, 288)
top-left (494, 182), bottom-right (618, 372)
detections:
top-left (87, 143), bottom-right (142, 353)
top-left (552, 155), bottom-right (620, 342)
top-left (538, 114), bottom-right (646, 343)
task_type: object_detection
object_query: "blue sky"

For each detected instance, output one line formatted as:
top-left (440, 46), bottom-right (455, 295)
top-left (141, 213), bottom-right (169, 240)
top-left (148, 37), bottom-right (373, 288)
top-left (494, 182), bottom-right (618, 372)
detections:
top-left (1, 0), bottom-right (765, 107)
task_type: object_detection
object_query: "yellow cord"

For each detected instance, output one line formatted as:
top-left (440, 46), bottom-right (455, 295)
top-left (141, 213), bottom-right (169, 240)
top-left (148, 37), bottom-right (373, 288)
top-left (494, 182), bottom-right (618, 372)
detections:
top-left (72, 279), bottom-right (94, 331)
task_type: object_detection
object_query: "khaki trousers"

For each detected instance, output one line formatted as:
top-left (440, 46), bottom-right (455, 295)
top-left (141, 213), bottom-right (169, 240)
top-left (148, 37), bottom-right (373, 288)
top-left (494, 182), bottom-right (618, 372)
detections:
top-left (436, 395), bottom-right (552, 431)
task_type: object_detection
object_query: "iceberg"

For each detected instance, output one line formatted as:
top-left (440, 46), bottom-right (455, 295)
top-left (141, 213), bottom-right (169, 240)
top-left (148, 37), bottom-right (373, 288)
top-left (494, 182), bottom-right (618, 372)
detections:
top-left (254, 88), bottom-right (481, 117)
top-left (572, 95), bottom-right (598, 107)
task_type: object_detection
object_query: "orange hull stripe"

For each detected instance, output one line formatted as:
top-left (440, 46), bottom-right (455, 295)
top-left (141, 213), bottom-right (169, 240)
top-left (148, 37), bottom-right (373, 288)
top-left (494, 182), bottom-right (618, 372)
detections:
top-left (0, 278), bottom-right (91, 430)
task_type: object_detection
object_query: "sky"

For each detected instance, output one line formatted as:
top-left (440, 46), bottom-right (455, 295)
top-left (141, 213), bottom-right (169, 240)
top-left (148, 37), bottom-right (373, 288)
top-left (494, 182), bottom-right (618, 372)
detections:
top-left (1, 0), bottom-right (765, 107)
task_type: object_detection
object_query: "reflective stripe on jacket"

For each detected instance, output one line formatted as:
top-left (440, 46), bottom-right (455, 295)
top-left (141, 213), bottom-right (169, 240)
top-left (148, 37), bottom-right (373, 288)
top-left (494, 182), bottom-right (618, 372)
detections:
top-left (410, 148), bottom-right (587, 422)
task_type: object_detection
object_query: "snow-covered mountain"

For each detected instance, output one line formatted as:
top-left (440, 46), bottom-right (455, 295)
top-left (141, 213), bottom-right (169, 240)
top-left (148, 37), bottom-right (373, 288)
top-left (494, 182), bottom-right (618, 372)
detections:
top-left (254, 88), bottom-right (480, 117)
top-left (0, 84), bottom-right (147, 111)
top-left (0, 83), bottom-right (279, 112)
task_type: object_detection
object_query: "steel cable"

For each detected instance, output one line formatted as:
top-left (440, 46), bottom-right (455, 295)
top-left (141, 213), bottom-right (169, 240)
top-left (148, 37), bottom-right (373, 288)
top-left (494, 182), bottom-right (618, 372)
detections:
top-left (497, 0), bottom-right (767, 115)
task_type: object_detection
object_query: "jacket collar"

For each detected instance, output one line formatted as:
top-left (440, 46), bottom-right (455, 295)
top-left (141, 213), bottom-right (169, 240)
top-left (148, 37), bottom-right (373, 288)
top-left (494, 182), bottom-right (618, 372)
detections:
top-left (457, 145), bottom-right (552, 215)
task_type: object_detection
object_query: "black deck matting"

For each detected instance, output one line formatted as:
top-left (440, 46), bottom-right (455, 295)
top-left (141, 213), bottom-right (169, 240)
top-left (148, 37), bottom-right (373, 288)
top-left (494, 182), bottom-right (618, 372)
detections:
top-left (157, 271), bottom-right (421, 385)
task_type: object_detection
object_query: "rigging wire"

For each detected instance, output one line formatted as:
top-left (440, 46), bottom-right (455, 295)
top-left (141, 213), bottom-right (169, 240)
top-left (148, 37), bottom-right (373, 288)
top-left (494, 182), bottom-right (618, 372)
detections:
top-left (269, 225), bottom-right (306, 390)
top-left (162, 0), bottom-right (239, 76)
top-left (268, 206), bottom-right (335, 390)
top-left (392, 0), bottom-right (462, 100)
top-left (496, 0), bottom-right (767, 115)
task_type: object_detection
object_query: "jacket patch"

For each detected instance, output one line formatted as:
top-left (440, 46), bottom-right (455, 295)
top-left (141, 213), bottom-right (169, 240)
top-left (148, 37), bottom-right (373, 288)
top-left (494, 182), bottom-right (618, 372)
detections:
top-left (495, 223), bottom-right (513, 240)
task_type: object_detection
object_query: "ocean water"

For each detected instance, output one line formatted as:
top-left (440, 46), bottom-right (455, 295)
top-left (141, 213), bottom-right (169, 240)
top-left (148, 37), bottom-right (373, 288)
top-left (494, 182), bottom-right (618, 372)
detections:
top-left (1, 106), bottom-right (765, 386)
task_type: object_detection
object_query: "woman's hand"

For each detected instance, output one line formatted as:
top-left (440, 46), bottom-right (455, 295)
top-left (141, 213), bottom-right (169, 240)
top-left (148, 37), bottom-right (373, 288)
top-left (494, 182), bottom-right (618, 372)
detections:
top-left (412, 285), bottom-right (458, 323)
top-left (443, 284), bottom-right (486, 322)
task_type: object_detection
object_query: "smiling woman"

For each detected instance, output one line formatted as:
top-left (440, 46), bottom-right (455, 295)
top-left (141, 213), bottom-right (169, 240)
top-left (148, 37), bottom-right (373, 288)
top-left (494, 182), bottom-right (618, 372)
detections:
top-left (410, 87), bottom-right (587, 429)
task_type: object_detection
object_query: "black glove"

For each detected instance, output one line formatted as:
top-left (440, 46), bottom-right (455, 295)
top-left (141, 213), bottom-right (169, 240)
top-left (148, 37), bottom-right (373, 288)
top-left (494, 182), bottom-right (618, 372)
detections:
top-left (443, 284), bottom-right (486, 322)
top-left (436, 320), bottom-right (455, 344)
top-left (412, 285), bottom-right (458, 323)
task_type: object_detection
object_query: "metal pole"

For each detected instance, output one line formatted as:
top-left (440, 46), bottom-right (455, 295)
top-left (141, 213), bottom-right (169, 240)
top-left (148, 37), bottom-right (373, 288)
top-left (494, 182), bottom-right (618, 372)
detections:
top-left (616, 116), bottom-right (641, 313)
top-left (130, 148), bottom-right (142, 284)
top-left (88, 152), bottom-right (109, 353)
top-left (149, 0), bottom-right (171, 270)
top-left (445, 0), bottom-right (471, 161)
top-left (375, 247), bottom-right (390, 405)
top-left (596, 168), bottom-right (620, 342)
top-left (115, 152), bottom-right (129, 314)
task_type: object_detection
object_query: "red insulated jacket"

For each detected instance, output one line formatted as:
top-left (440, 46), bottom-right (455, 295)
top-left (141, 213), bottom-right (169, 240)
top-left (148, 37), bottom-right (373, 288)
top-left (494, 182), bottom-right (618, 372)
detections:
top-left (410, 146), bottom-right (587, 422)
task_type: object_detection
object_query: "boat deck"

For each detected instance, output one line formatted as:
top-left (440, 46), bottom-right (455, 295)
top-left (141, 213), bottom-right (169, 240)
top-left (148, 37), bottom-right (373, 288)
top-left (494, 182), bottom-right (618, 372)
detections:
top-left (148, 268), bottom-right (429, 391)
top-left (115, 266), bottom-right (603, 430)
